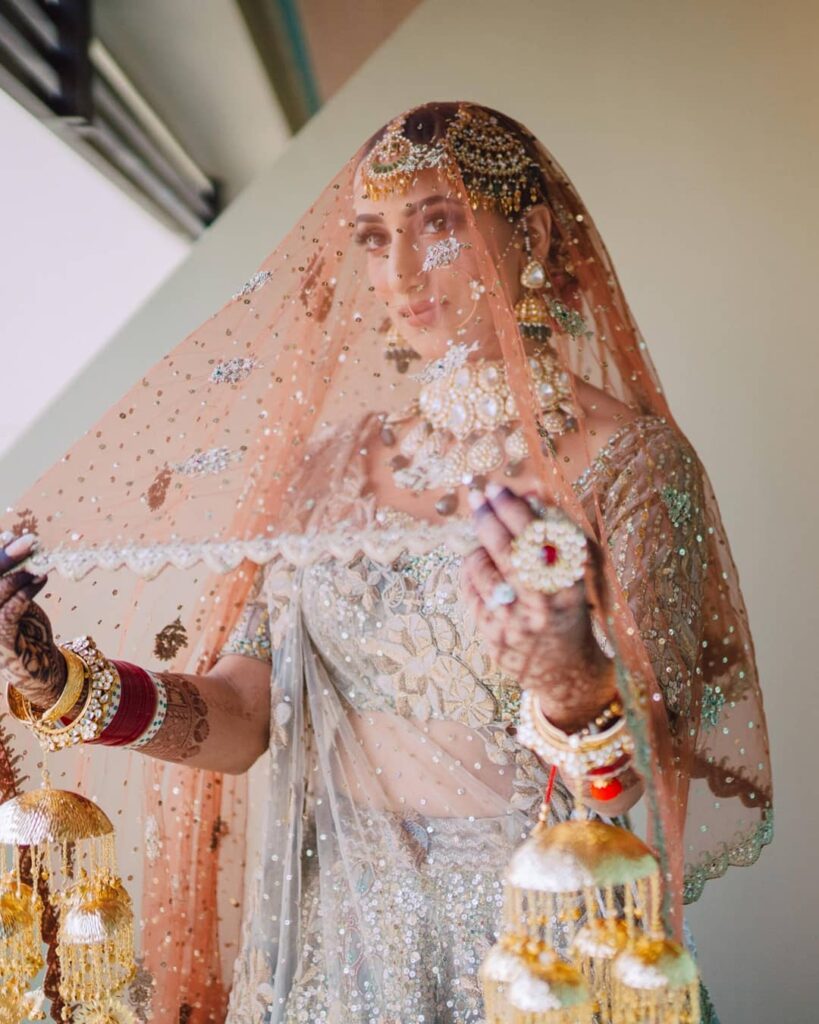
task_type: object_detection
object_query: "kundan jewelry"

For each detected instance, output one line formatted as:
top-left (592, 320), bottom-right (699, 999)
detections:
top-left (382, 342), bottom-right (577, 515)
top-left (515, 218), bottom-right (553, 342)
top-left (508, 507), bottom-right (588, 594)
top-left (360, 105), bottom-right (543, 215)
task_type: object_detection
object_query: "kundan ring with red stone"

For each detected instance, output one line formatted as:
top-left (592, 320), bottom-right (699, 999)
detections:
top-left (508, 508), bottom-right (588, 594)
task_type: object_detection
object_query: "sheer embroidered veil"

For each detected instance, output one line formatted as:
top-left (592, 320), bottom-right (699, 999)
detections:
top-left (1, 102), bottom-right (772, 1020)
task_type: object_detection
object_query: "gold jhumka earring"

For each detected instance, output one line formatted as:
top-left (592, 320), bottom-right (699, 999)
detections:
top-left (512, 223), bottom-right (577, 440)
top-left (514, 226), bottom-right (552, 343)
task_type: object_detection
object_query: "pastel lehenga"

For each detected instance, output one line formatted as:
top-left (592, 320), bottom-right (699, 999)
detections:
top-left (0, 102), bottom-right (772, 1024)
top-left (222, 413), bottom-right (732, 1023)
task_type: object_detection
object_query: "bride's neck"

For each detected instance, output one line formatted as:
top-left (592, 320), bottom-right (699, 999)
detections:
top-left (414, 333), bottom-right (541, 368)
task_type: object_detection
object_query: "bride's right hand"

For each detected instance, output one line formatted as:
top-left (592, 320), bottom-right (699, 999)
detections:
top-left (0, 534), bottom-right (66, 710)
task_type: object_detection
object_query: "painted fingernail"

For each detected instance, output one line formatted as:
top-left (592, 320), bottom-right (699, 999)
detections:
top-left (5, 534), bottom-right (37, 558)
top-left (22, 577), bottom-right (46, 598)
top-left (467, 490), bottom-right (485, 510)
top-left (486, 483), bottom-right (511, 501)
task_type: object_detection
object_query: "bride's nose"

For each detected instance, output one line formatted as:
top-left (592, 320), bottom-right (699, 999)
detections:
top-left (385, 230), bottom-right (424, 294)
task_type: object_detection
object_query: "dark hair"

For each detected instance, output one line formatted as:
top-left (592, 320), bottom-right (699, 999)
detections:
top-left (360, 101), bottom-right (550, 219)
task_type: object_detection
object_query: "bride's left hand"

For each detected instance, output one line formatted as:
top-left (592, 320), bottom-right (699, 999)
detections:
top-left (460, 483), bottom-right (618, 733)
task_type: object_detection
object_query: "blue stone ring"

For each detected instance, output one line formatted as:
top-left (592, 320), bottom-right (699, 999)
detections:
top-left (486, 581), bottom-right (517, 609)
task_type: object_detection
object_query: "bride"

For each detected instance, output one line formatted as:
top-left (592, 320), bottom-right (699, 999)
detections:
top-left (0, 102), bottom-right (772, 1023)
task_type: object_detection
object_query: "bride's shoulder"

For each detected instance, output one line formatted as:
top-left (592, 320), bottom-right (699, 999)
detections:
top-left (573, 392), bottom-right (697, 497)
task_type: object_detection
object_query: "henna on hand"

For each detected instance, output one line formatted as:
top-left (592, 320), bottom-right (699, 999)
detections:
top-left (15, 603), bottom-right (67, 709)
top-left (141, 673), bottom-right (210, 763)
top-left (463, 485), bottom-right (619, 730)
top-left (0, 538), bottom-right (66, 710)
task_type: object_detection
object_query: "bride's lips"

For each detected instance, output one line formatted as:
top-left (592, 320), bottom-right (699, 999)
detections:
top-left (397, 300), bottom-right (438, 327)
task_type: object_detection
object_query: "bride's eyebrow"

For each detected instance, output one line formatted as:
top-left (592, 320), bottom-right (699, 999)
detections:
top-left (403, 195), bottom-right (458, 217)
top-left (354, 195), bottom-right (459, 227)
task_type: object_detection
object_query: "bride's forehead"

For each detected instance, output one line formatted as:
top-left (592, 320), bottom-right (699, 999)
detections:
top-left (352, 167), bottom-right (458, 219)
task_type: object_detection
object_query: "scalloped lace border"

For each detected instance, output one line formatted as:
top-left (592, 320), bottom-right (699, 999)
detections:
top-left (683, 807), bottom-right (774, 904)
top-left (26, 519), bottom-right (479, 581)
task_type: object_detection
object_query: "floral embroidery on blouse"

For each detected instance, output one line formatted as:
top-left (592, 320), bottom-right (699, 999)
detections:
top-left (220, 572), bottom-right (272, 663)
top-left (660, 483), bottom-right (694, 529)
top-left (220, 414), bottom-right (708, 813)
top-left (700, 683), bottom-right (726, 731)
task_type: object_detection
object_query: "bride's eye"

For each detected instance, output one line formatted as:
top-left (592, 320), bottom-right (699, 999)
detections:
top-left (354, 230), bottom-right (388, 251)
top-left (422, 214), bottom-right (448, 234)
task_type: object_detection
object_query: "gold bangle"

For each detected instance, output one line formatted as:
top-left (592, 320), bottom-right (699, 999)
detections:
top-left (32, 636), bottom-right (120, 751)
top-left (6, 683), bottom-right (35, 725)
top-left (5, 649), bottom-right (87, 727)
top-left (534, 703), bottom-right (629, 756)
top-left (39, 648), bottom-right (87, 723)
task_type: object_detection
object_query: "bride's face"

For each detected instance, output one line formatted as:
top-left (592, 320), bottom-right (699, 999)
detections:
top-left (353, 167), bottom-right (522, 360)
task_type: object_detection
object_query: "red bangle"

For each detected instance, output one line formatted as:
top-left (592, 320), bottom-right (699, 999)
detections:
top-left (89, 660), bottom-right (157, 747)
top-left (587, 752), bottom-right (631, 778)
top-left (585, 752), bottom-right (634, 801)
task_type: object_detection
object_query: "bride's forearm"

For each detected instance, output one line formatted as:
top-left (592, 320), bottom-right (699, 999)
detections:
top-left (525, 648), bottom-right (620, 733)
top-left (522, 652), bottom-right (644, 814)
top-left (135, 658), bottom-right (270, 774)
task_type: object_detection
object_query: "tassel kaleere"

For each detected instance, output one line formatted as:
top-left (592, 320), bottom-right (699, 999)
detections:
top-left (0, 874), bottom-right (43, 1014)
top-left (480, 932), bottom-right (595, 1024)
top-left (0, 783), bottom-right (136, 1022)
top-left (481, 784), bottom-right (702, 1023)
top-left (612, 935), bottom-right (700, 1024)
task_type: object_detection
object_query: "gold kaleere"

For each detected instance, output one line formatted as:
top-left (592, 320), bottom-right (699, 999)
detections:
top-left (0, 874), bottom-right (43, 1012)
top-left (611, 935), bottom-right (700, 1024)
top-left (481, 791), bottom-right (702, 1023)
top-left (480, 932), bottom-right (595, 1023)
top-left (0, 782), bottom-right (136, 1022)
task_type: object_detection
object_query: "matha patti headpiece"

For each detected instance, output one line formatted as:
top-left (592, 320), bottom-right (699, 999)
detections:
top-left (360, 105), bottom-right (544, 215)
top-left (359, 115), bottom-right (454, 201)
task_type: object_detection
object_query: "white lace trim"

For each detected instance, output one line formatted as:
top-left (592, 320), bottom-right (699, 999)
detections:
top-left (27, 518), bottom-right (480, 581)
top-left (28, 417), bottom-right (659, 582)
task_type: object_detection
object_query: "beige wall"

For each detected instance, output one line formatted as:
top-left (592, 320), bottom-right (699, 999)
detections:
top-left (2, 1), bottom-right (816, 1019)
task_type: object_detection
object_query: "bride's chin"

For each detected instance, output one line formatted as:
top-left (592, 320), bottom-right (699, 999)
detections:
top-left (401, 331), bottom-right (453, 362)
top-left (397, 319), bottom-right (472, 361)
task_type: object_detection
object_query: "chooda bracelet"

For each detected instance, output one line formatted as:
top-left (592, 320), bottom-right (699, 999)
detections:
top-left (90, 661), bottom-right (167, 749)
top-left (8, 638), bottom-right (168, 752)
top-left (580, 753), bottom-right (642, 803)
